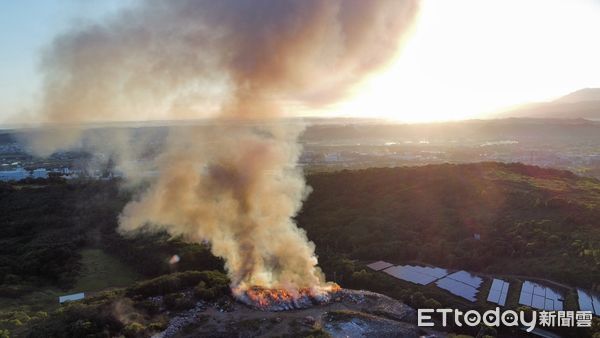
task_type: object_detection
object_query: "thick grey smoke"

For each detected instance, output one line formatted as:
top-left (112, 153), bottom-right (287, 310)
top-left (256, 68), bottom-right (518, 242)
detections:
top-left (29, 0), bottom-right (420, 292)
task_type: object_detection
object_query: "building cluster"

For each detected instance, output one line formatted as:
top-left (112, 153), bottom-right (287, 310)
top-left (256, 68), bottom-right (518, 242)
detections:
top-left (0, 167), bottom-right (79, 181)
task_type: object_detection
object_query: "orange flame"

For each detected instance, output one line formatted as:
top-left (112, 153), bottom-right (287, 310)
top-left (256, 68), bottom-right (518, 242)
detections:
top-left (233, 284), bottom-right (341, 310)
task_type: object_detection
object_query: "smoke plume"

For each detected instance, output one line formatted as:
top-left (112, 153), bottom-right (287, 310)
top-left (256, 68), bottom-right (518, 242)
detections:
top-left (29, 0), bottom-right (419, 292)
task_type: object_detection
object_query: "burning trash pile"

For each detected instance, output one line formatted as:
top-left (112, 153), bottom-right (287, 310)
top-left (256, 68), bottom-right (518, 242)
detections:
top-left (234, 284), bottom-right (342, 311)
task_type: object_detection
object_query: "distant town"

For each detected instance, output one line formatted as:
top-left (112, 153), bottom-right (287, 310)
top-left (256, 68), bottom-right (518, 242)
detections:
top-left (3, 118), bottom-right (600, 181)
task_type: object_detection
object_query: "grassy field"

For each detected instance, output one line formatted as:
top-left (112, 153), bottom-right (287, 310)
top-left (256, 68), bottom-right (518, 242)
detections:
top-left (70, 248), bottom-right (141, 293)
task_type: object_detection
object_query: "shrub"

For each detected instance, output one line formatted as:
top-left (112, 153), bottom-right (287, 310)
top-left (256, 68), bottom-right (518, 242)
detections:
top-left (128, 270), bottom-right (229, 298)
top-left (163, 293), bottom-right (195, 311)
top-left (27, 302), bottom-right (124, 337)
top-left (123, 322), bottom-right (146, 337)
top-left (303, 328), bottom-right (332, 338)
top-left (148, 321), bottom-right (167, 332)
top-left (194, 281), bottom-right (226, 301)
top-left (424, 298), bottom-right (442, 309)
top-left (136, 299), bottom-right (161, 315)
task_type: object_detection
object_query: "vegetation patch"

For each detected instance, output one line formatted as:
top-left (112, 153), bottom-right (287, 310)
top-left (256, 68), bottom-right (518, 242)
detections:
top-left (70, 248), bottom-right (141, 292)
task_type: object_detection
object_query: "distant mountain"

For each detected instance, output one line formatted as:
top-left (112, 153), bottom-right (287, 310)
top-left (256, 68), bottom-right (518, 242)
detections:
top-left (555, 88), bottom-right (600, 103)
top-left (499, 88), bottom-right (600, 119)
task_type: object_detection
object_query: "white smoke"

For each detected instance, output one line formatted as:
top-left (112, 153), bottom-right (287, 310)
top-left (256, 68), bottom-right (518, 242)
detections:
top-left (24, 0), bottom-right (420, 291)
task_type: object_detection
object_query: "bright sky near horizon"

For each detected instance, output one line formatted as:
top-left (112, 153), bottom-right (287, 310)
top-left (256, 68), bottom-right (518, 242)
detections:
top-left (1, 0), bottom-right (600, 123)
top-left (335, 0), bottom-right (600, 122)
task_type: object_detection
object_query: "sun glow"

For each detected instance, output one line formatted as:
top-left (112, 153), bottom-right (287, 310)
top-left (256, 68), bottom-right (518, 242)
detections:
top-left (331, 0), bottom-right (600, 123)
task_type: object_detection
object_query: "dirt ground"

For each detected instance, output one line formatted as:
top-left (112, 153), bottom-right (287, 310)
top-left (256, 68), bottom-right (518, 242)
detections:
top-left (157, 289), bottom-right (446, 338)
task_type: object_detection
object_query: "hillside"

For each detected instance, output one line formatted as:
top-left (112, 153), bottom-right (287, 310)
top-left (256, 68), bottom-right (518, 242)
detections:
top-left (22, 271), bottom-right (440, 338)
top-left (1, 162), bottom-right (600, 336)
top-left (556, 88), bottom-right (600, 103)
top-left (498, 88), bottom-right (600, 119)
top-left (299, 162), bottom-right (600, 288)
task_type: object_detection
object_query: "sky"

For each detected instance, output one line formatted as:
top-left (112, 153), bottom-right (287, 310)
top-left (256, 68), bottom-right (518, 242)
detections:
top-left (1, 0), bottom-right (600, 123)
top-left (0, 0), bottom-right (136, 122)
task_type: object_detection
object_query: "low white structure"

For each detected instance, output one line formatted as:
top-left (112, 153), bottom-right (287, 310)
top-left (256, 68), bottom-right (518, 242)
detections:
top-left (0, 168), bottom-right (29, 181)
top-left (59, 292), bottom-right (85, 304)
